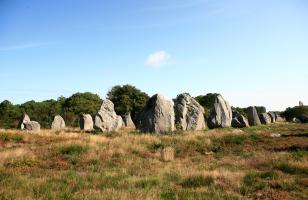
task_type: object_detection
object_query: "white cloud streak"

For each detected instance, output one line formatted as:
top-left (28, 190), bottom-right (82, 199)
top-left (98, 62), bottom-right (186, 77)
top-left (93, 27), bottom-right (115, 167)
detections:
top-left (0, 42), bottom-right (54, 52)
top-left (145, 51), bottom-right (170, 67)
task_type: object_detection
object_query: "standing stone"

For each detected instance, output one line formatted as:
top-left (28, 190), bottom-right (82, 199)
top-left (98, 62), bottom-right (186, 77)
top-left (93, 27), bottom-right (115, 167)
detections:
top-left (24, 121), bottom-right (40, 132)
top-left (94, 99), bottom-right (123, 132)
top-left (80, 114), bottom-right (93, 131)
top-left (137, 94), bottom-right (175, 133)
top-left (247, 107), bottom-right (261, 126)
top-left (231, 111), bottom-right (249, 128)
top-left (51, 115), bottom-right (66, 130)
top-left (207, 95), bottom-right (232, 129)
top-left (299, 101), bottom-right (304, 106)
top-left (17, 114), bottom-right (31, 130)
top-left (268, 112), bottom-right (276, 123)
top-left (292, 117), bottom-right (301, 123)
top-left (276, 113), bottom-right (286, 122)
top-left (123, 113), bottom-right (136, 129)
top-left (174, 93), bottom-right (206, 131)
top-left (259, 113), bottom-right (271, 125)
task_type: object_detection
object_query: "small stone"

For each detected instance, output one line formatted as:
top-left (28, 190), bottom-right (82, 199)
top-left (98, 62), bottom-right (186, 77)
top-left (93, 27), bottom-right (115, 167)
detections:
top-left (80, 114), bottom-right (94, 131)
top-left (160, 147), bottom-right (174, 162)
top-left (270, 133), bottom-right (281, 138)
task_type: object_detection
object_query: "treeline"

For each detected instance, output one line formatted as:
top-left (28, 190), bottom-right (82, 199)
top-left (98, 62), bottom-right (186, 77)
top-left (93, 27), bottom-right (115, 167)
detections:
top-left (0, 84), bottom-right (305, 129)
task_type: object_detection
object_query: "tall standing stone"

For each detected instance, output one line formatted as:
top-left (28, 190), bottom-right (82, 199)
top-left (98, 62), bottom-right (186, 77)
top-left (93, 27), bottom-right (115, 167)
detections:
top-left (51, 115), bottom-right (66, 130)
top-left (123, 113), bottom-right (136, 129)
top-left (17, 114), bottom-right (31, 130)
top-left (207, 95), bottom-right (232, 129)
top-left (80, 114), bottom-right (93, 131)
top-left (174, 93), bottom-right (206, 131)
top-left (231, 111), bottom-right (249, 128)
top-left (247, 107), bottom-right (261, 126)
top-left (259, 113), bottom-right (271, 125)
top-left (268, 112), bottom-right (276, 123)
top-left (137, 94), bottom-right (175, 133)
top-left (94, 99), bottom-right (123, 132)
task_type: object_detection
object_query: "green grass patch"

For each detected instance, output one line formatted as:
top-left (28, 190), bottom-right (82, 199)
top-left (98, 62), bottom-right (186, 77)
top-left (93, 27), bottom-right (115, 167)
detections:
top-left (274, 163), bottom-right (308, 175)
top-left (60, 144), bottom-right (89, 155)
top-left (180, 175), bottom-right (214, 188)
top-left (0, 133), bottom-right (23, 143)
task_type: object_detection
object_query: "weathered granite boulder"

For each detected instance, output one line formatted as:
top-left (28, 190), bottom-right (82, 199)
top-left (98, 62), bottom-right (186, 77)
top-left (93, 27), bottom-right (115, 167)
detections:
top-left (299, 114), bottom-right (308, 123)
top-left (231, 111), bottom-right (249, 128)
top-left (17, 114), bottom-right (31, 130)
top-left (247, 107), bottom-right (261, 126)
top-left (123, 113), bottom-right (135, 129)
top-left (207, 95), bottom-right (232, 129)
top-left (259, 113), bottom-right (271, 125)
top-left (24, 121), bottom-right (40, 132)
top-left (80, 114), bottom-right (93, 131)
top-left (51, 115), bottom-right (65, 130)
top-left (268, 112), bottom-right (276, 123)
top-left (137, 94), bottom-right (175, 133)
top-left (94, 99), bottom-right (123, 132)
top-left (275, 113), bottom-right (286, 122)
top-left (174, 93), bottom-right (205, 131)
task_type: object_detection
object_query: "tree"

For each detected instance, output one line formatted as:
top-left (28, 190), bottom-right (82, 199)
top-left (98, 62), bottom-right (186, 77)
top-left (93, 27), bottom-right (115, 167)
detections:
top-left (194, 93), bottom-right (220, 120)
top-left (0, 100), bottom-right (21, 128)
top-left (63, 92), bottom-right (102, 126)
top-left (107, 84), bottom-right (149, 122)
top-left (283, 106), bottom-right (308, 121)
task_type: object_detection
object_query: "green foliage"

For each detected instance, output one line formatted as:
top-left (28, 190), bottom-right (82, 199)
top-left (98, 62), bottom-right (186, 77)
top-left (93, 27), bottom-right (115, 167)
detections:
top-left (180, 175), bottom-right (214, 188)
top-left (0, 100), bottom-right (21, 129)
top-left (63, 92), bottom-right (102, 126)
top-left (283, 106), bottom-right (308, 121)
top-left (107, 84), bottom-right (149, 122)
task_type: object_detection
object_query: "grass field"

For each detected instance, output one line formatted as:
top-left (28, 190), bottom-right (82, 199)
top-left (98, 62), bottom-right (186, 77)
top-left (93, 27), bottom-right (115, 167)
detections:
top-left (0, 123), bottom-right (307, 200)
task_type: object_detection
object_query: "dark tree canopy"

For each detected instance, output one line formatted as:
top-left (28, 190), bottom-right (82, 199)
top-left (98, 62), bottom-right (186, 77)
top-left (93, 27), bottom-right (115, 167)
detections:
top-left (194, 93), bottom-right (220, 120)
top-left (63, 92), bottom-right (102, 126)
top-left (107, 84), bottom-right (149, 122)
top-left (283, 106), bottom-right (308, 121)
top-left (0, 100), bottom-right (21, 129)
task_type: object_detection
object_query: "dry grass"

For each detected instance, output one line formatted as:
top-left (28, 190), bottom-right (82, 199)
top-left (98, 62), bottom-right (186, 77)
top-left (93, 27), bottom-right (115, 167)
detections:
top-left (0, 123), bottom-right (307, 199)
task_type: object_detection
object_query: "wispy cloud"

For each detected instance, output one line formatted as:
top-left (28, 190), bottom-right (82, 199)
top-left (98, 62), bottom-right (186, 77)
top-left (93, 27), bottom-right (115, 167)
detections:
top-left (145, 50), bottom-right (170, 68)
top-left (0, 42), bottom-right (54, 52)
top-left (142, 0), bottom-right (208, 11)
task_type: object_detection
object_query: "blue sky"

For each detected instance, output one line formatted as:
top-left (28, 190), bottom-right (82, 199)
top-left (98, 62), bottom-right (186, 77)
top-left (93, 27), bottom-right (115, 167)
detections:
top-left (1, 0), bottom-right (308, 111)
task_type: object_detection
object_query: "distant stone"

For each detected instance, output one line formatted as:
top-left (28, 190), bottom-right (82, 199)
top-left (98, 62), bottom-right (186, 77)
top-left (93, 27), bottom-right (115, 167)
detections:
top-left (270, 133), bottom-right (281, 138)
top-left (207, 95), bottom-right (232, 129)
top-left (160, 147), bottom-right (174, 162)
top-left (24, 121), bottom-right (40, 132)
top-left (299, 114), bottom-right (308, 123)
top-left (174, 93), bottom-right (206, 131)
top-left (17, 114), bottom-right (31, 130)
top-left (268, 112), bottom-right (276, 123)
top-left (276, 113), bottom-right (286, 122)
top-left (292, 117), bottom-right (301, 123)
top-left (51, 115), bottom-right (65, 130)
top-left (137, 94), bottom-right (175, 133)
top-left (259, 113), bottom-right (271, 125)
top-left (123, 113), bottom-right (135, 129)
top-left (231, 111), bottom-right (250, 128)
top-left (247, 107), bottom-right (261, 126)
top-left (299, 101), bottom-right (304, 106)
top-left (94, 99), bottom-right (123, 132)
top-left (80, 114), bottom-right (93, 131)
